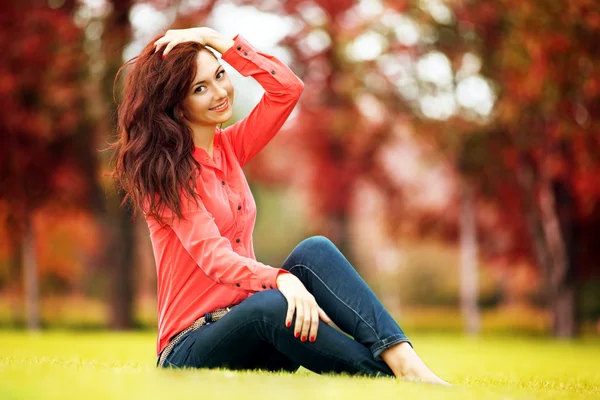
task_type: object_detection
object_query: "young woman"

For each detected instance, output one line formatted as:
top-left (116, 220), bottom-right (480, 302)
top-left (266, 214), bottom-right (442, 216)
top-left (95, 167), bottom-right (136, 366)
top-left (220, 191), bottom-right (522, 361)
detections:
top-left (112, 27), bottom-right (449, 385)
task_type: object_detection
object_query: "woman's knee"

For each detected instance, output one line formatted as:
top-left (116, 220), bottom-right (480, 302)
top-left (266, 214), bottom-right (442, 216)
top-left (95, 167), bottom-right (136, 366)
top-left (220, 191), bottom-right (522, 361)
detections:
top-left (292, 235), bottom-right (338, 261)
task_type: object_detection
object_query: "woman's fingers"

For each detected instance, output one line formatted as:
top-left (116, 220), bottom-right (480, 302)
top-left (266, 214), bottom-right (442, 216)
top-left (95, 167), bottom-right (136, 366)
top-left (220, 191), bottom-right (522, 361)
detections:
top-left (300, 298), bottom-right (312, 342)
top-left (309, 303), bottom-right (319, 342)
top-left (276, 274), bottom-right (329, 343)
top-left (153, 32), bottom-right (181, 57)
top-left (294, 299), bottom-right (304, 339)
top-left (154, 43), bottom-right (166, 54)
top-left (284, 296), bottom-right (295, 329)
top-left (161, 39), bottom-right (182, 57)
top-left (153, 34), bottom-right (172, 53)
top-left (318, 307), bottom-right (332, 324)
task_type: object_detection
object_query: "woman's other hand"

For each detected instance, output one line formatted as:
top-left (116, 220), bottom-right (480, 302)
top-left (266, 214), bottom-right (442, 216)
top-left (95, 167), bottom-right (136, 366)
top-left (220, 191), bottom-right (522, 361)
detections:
top-left (276, 273), bottom-right (332, 342)
top-left (154, 27), bottom-right (234, 57)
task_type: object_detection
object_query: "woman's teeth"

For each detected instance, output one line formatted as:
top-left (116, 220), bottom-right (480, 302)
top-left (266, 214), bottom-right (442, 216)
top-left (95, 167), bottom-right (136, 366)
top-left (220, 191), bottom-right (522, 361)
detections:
top-left (211, 100), bottom-right (229, 112)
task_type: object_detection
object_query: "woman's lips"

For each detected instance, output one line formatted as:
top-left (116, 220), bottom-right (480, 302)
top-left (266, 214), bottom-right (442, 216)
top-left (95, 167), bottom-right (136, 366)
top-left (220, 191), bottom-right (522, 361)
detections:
top-left (210, 99), bottom-right (229, 112)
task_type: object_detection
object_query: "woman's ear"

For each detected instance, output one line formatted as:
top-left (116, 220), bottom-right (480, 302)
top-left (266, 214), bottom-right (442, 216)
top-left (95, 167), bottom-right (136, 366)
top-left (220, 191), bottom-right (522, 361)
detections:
top-left (176, 105), bottom-right (185, 119)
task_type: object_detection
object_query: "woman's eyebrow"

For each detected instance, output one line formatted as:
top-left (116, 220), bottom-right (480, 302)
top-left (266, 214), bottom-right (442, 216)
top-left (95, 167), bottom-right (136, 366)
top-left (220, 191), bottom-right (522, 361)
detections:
top-left (192, 65), bottom-right (224, 87)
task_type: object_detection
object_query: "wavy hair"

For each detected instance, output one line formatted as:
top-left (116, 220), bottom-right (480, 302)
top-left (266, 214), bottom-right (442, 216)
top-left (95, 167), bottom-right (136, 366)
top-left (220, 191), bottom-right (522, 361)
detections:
top-left (111, 37), bottom-right (216, 225)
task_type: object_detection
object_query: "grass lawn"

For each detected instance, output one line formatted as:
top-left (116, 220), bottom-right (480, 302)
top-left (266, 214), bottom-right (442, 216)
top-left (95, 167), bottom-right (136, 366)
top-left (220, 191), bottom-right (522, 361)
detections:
top-left (1, 331), bottom-right (599, 400)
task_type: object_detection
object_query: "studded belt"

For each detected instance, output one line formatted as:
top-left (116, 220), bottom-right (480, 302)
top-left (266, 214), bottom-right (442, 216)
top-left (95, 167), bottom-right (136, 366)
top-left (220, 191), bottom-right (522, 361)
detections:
top-left (157, 305), bottom-right (235, 368)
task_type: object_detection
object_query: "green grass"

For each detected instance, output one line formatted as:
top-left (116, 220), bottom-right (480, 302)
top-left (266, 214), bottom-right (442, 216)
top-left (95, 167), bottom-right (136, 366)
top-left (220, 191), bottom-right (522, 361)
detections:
top-left (1, 331), bottom-right (599, 399)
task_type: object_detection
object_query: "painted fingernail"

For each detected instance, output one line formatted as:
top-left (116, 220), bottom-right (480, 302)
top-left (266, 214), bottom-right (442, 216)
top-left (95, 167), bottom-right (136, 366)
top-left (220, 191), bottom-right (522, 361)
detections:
top-left (295, 332), bottom-right (300, 338)
top-left (301, 336), bottom-right (306, 342)
top-left (310, 336), bottom-right (315, 342)
top-left (286, 322), bottom-right (291, 328)
top-left (162, 55), bottom-right (165, 59)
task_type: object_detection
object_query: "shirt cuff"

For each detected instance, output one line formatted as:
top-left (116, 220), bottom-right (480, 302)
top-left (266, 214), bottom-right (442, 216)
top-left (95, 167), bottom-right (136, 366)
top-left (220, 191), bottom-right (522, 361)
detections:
top-left (243, 267), bottom-right (289, 292)
top-left (221, 34), bottom-right (257, 67)
top-left (221, 34), bottom-right (295, 88)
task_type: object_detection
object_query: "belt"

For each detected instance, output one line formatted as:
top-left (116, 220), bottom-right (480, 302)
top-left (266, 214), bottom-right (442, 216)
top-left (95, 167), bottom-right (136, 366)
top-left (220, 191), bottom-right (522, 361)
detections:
top-left (157, 305), bottom-right (235, 368)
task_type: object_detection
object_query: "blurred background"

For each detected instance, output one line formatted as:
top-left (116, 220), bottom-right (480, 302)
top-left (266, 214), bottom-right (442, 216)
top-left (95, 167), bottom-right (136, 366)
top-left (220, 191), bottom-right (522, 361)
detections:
top-left (1, 0), bottom-right (599, 340)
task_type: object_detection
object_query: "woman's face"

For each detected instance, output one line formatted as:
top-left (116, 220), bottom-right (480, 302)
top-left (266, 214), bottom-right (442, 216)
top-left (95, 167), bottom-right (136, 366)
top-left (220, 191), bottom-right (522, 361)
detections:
top-left (182, 49), bottom-right (234, 126)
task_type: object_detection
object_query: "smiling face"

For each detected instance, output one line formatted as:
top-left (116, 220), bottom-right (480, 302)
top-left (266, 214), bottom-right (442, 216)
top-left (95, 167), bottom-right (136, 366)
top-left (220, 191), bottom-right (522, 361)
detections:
top-left (181, 49), bottom-right (234, 127)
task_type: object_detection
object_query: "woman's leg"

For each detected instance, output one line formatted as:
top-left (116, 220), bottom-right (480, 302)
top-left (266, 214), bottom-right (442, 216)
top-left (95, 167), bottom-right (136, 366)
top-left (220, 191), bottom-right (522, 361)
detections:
top-left (162, 289), bottom-right (394, 377)
top-left (281, 236), bottom-right (449, 385)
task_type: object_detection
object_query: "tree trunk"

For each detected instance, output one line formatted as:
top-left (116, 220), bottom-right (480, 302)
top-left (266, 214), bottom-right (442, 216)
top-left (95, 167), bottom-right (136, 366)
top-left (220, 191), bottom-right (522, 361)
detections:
top-left (552, 282), bottom-right (577, 337)
top-left (108, 197), bottom-right (135, 329)
top-left (22, 215), bottom-right (40, 330)
top-left (101, 0), bottom-right (135, 329)
top-left (539, 179), bottom-right (578, 337)
top-left (517, 160), bottom-right (578, 337)
top-left (459, 180), bottom-right (480, 335)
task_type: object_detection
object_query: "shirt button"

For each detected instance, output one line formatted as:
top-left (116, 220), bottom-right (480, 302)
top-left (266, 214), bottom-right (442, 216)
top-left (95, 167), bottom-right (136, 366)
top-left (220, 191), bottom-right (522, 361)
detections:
top-left (262, 284), bottom-right (266, 289)
top-left (270, 70), bottom-right (275, 74)
top-left (244, 52), bottom-right (248, 56)
top-left (235, 283), bottom-right (240, 287)
top-left (237, 205), bottom-right (242, 210)
top-left (236, 46), bottom-right (241, 50)
top-left (221, 181), bottom-right (225, 185)
top-left (269, 285), bottom-right (274, 289)
top-left (236, 238), bottom-right (241, 243)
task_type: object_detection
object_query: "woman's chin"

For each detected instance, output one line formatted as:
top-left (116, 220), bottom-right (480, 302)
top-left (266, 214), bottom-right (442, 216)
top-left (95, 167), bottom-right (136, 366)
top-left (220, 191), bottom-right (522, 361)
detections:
top-left (215, 110), bottom-right (233, 124)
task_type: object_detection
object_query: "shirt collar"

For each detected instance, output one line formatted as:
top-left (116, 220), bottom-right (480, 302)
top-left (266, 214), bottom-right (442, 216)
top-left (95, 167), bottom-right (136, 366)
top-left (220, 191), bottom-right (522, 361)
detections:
top-left (192, 130), bottom-right (222, 167)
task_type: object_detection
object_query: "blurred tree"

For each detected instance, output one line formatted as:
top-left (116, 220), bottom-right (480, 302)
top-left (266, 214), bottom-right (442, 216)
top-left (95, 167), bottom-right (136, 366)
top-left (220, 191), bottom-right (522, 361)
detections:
top-left (0, 0), bottom-right (95, 329)
top-left (459, 180), bottom-right (480, 334)
top-left (97, 0), bottom-right (137, 330)
top-left (410, 0), bottom-right (600, 336)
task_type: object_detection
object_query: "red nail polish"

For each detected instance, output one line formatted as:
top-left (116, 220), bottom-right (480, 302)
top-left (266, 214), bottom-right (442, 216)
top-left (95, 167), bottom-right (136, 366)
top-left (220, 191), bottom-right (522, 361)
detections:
top-left (162, 55), bottom-right (165, 60)
top-left (286, 322), bottom-right (291, 328)
top-left (310, 336), bottom-right (315, 342)
top-left (295, 332), bottom-right (300, 338)
top-left (301, 336), bottom-right (306, 342)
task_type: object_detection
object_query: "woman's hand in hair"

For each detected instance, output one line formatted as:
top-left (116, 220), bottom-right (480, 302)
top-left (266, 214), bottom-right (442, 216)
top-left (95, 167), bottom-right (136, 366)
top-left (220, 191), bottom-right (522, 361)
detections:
top-left (154, 27), bottom-right (234, 57)
top-left (276, 273), bottom-right (332, 342)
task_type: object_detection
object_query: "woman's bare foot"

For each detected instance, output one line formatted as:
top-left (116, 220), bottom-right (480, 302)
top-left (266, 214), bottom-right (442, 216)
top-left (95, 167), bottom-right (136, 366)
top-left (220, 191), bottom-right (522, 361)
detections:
top-left (381, 342), bottom-right (451, 386)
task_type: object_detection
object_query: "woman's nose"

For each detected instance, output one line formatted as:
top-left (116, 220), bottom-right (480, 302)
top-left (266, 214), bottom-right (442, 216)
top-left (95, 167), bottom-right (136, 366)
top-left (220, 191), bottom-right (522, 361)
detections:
top-left (214, 83), bottom-right (228, 99)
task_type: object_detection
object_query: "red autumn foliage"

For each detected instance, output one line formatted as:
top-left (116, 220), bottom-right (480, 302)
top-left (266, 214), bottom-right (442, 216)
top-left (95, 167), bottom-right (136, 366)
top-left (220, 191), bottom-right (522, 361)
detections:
top-left (0, 3), bottom-right (92, 222)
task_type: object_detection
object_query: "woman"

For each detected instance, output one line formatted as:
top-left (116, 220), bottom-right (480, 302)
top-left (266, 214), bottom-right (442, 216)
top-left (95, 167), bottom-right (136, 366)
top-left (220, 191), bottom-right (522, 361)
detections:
top-left (112, 27), bottom-right (449, 385)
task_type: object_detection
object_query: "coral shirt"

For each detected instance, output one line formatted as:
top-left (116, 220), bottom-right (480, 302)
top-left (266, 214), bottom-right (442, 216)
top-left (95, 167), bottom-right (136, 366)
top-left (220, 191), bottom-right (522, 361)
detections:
top-left (146, 35), bottom-right (303, 355)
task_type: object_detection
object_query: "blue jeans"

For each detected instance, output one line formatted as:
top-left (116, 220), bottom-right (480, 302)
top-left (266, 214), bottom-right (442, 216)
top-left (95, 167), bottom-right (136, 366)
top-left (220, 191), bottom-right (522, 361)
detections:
top-left (160, 236), bottom-right (412, 377)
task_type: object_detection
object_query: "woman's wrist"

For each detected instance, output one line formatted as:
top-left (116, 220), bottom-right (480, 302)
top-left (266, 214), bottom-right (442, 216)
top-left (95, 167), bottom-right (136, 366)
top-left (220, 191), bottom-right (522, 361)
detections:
top-left (276, 270), bottom-right (292, 287)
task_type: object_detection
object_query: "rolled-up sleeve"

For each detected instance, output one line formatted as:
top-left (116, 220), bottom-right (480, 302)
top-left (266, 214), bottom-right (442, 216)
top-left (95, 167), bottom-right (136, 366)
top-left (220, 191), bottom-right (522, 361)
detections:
top-left (168, 201), bottom-right (289, 292)
top-left (221, 34), bottom-right (304, 167)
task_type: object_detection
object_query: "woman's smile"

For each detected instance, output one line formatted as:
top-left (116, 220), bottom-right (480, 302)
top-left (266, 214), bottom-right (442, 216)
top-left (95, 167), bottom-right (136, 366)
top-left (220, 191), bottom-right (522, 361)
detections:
top-left (210, 98), bottom-right (229, 112)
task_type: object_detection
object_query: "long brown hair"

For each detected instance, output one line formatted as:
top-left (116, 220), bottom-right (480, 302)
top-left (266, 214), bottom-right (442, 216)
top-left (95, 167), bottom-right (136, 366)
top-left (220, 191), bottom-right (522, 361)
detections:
top-left (111, 37), bottom-right (213, 225)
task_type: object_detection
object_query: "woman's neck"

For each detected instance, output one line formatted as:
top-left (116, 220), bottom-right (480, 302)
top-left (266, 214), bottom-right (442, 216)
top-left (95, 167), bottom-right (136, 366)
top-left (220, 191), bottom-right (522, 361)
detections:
top-left (190, 123), bottom-right (217, 156)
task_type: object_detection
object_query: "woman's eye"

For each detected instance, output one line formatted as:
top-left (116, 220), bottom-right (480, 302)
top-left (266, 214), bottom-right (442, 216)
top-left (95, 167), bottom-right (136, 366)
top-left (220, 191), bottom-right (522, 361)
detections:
top-left (195, 86), bottom-right (206, 94)
top-left (217, 70), bottom-right (225, 79)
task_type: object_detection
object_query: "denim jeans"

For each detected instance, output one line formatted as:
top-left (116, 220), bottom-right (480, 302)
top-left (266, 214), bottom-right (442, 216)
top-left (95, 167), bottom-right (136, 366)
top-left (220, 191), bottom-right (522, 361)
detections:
top-left (160, 236), bottom-right (412, 377)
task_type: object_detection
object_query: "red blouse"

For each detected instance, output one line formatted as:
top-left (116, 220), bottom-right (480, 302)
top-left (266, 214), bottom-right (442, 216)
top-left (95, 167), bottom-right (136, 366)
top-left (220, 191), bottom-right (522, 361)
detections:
top-left (146, 35), bottom-right (303, 355)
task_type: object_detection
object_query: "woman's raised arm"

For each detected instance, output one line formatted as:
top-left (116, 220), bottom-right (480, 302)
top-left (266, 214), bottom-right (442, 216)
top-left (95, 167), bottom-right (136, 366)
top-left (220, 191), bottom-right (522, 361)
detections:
top-left (220, 35), bottom-right (304, 167)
